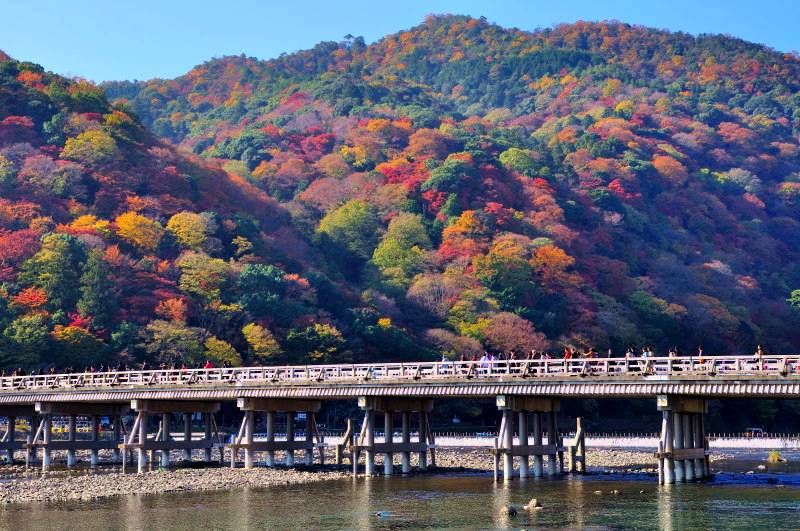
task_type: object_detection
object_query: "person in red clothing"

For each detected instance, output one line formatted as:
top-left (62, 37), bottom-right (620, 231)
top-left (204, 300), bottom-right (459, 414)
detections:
top-left (203, 359), bottom-right (215, 369)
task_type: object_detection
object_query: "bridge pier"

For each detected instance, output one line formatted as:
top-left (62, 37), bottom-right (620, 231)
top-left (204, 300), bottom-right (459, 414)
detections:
top-left (567, 417), bottom-right (586, 473)
top-left (657, 396), bottom-right (708, 484)
top-left (27, 402), bottom-right (129, 472)
top-left (383, 411), bottom-right (394, 476)
top-left (160, 413), bottom-right (171, 468)
top-left (265, 411), bottom-right (275, 466)
top-left (120, 400), bottom-right (221, 474)
top-left (495, 396), bottom-right (562, 481)
top-left (0, 406), bottom-right (35, 464)
top-left (355, 397), bottom-right (433, 477)
top-left (231, 398), bottom-right (323, 469)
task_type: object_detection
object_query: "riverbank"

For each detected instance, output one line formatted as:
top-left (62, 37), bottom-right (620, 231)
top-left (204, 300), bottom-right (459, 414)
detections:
top-left (0, 466), bottom-right (348, 504)
top-left (432, 447), bottom-right (732, 474)
top-left (0, 447), bottom-right (740, 504)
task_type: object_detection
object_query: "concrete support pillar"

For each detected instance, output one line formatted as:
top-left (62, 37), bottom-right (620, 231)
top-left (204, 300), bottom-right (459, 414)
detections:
top-left (427, 412), bottom-right (436, 468)
top-left (285, 412), bottom-right (295, 466)
top-left (357, 397), bottom-right (433, 477)
top-left (673, 412), bottom-right (684, 482)
top-left (658, 396), bottom-right (708, 485)
top-left (693, 413), bottom-right (704, 479)
top-left (67, 414), bottom-right (77, 467)
top-left (700, 415), bottom-right (710, 477)
top-left (305, 414), bottom-right (314, 465)
top-left (383, 411), bottom-right (393, 476)
top-left (547, 412), bottom-right (558, 476)
top-left (203, 413), bottom-right (213, 462)
top-left (683, 413), bottom-right (694, 481)
top-left (314, 413), bottom-right (324, 466)
top-left (418, 412), bottom-right (427, 470)
top-left (90, 415), bottom-right (99, 468)
top-left (25, 417), bottom-right (33, 468)
top-left (160, 413), bottom-right (171, 469)
top-left (6, 416), bottom-right (14, 463)
top-left (265, 411), bottom-right (275, 467)
top-left (41, 414), bottom-right (52, 472)
top-left (183, 413), bottom-right (192, 461)
top-left (518, 411), bottom-right (529, 479)
top-left (532, 412), bottom-right (544, 478)
top-left (401, 412), bottom-right (411, 474)
top-left (662, 410), bottom-right (675, 484)
top-left (502, 409), bottom-right (513, 481)
top-left (365, 410), bottom-right (375, 476)
top-left (137, 413), bottom-right (147, 474)
top-left (244, 410), bottom-right (254, 469)
top-left (113, 415), bottom-right (122, 463)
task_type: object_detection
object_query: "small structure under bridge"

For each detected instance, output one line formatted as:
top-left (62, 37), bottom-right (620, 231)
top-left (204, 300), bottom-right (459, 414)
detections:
top-left (0, 355), bottom-right (797, 483)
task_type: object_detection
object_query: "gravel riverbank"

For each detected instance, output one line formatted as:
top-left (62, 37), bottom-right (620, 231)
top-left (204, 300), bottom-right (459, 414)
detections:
top-left (0, 447), bottom-right (734, 504)
top-left (0, 466), bottom-right (348, 504)
top-left (432, 447), bottom-right (731, 474)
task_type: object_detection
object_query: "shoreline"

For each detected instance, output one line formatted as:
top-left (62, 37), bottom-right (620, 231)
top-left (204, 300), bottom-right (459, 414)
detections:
top-left (0, 466), bottom-right (349, 505)
top-left (0, 447), bottom-right (743, 505)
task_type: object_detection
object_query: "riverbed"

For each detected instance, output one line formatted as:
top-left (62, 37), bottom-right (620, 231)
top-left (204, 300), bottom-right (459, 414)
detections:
top-left (1, 471), bottom-right (799, 530)
top-left (0, 446), bottom-right (779, 505)
top-left (0, 448), bottom-right (798, 529)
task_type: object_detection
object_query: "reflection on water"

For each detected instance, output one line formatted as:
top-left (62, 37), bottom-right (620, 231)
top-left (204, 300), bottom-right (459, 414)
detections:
top-left (2, 472), bottom-right (800, 530)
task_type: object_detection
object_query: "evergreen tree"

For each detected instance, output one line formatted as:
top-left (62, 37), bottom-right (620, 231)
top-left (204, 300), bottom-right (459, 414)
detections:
top-left (77, 249), bottom-right (117, 329)
top-left (18, 234), bottom-right (86, 313)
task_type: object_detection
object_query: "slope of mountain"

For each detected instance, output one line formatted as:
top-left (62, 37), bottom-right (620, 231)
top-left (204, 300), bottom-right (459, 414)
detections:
top-left (2, 15), bottom-right (800, 374)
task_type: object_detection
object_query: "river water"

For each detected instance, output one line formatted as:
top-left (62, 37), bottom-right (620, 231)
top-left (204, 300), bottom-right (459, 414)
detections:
top-left (1, 468), bottom-right (799, 531)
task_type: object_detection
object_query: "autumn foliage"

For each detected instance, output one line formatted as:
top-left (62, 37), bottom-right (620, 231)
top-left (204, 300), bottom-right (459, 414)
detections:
top-left (1, 15), bottom-right (800, 371)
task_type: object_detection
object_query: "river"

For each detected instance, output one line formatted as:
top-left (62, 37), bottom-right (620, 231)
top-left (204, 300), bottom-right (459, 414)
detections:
top-left (1, 467), bottom-right (799, 530)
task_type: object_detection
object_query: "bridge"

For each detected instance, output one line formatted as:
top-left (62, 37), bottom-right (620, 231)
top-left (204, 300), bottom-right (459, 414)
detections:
top-left (0, 355), bottom-right (797, 485)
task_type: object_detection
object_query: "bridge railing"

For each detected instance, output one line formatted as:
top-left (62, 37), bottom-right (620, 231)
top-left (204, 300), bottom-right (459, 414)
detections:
top-left (1, 355), bottom-right (798, 391)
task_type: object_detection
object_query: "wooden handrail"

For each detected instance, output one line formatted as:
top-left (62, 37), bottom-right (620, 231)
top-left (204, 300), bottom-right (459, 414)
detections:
top-left (0, 354), bottom-right (797, 391)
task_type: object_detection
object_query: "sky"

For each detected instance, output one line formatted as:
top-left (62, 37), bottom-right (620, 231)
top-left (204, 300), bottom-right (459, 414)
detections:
top-left (3, 0), bottom-right (799, 82)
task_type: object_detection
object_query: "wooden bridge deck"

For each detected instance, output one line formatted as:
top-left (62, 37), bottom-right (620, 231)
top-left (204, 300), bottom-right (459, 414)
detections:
top-left (0, 356), bottom-right (798, 403)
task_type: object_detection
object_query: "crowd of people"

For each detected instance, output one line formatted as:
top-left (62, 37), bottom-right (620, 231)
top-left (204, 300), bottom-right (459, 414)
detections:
top-left (452, 345), bottom-right (718, 364)
top-left (442, 344), bottom-right (777, 375)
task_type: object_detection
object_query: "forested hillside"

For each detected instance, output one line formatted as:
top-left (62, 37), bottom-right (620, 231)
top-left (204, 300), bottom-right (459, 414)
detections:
top-left (2, 15), bottom-right (800, 373)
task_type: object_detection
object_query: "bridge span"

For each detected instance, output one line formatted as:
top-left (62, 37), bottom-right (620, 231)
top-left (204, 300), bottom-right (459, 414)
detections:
top-left (0, 355), bottom-right (797, 484)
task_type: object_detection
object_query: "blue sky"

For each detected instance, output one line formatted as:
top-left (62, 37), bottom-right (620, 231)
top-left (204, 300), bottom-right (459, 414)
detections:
top-left (3, 0), bottom-right (799, 82)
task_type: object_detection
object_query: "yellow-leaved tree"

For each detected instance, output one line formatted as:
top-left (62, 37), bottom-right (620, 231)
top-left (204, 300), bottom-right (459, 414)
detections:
top-left (114, 211), bottom-right (164, 252)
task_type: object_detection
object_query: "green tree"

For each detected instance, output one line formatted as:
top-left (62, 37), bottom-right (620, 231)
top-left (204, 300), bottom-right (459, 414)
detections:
top-left (285, 323), bottom-right (349, 363)
top-left (110, 321), bottom-right (140, 360)
top-left (140, 319), bottom-right (204, 365)
top-left (316, 199), bottom-right (380, 268)
top-left (61, 130), bottom-right (117, 166)
top-left (421, 156), bottom-right (473, 193)
top-left (51, 325), bottom-right (107, 367)
top-left (499, 147), bottom-right (536, 175)
top-left (1, 314), bottom-right (50, 367)
top-left (237, 264), bottom-right (286, 317)
top-left (472, 251), bottom-right (534, 309)
top-left (18, 233), bottom-right (86, 312)
top-left (788, 289), bottom-right (800, 309)
top-left (0, 155), bottom-right (15, 188)
top-left (370, 213), bottom-right (431, 293)
top-left (176, 251), bottom-right (230, 304)
top-left (77, 249), bottom-right (117, 329)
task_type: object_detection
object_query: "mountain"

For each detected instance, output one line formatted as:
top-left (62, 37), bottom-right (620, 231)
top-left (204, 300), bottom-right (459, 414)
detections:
top-left (2, 15), bottom-right (800, 374)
